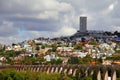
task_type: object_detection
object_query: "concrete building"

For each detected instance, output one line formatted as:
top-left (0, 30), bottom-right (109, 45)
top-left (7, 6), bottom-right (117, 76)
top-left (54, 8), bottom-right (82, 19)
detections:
top-left (70, 16), bottom-right (115, 41)
top-left (80, 17), bottom-right (87, 33)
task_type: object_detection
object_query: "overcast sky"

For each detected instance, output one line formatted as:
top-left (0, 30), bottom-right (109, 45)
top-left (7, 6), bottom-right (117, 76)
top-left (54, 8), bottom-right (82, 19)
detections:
top-left (0, 0), bottom-right (120, 44)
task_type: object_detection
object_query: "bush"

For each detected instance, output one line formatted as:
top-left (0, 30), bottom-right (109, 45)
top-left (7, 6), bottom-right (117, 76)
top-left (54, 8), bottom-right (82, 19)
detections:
top-left (86, 75), bottom-right (93, 80)
top-left (0, 69), bottom-right (16, 80)
top-left (116, 69), bottom-right (120, 78)
top-left (0, 69), bottom-right (73, 80)
top-left (39, 73), bottom-right (60, 80)
top-left (117, 78), bottom-right (120, 80)
top-left (13, 72), bottom-right (25, 80)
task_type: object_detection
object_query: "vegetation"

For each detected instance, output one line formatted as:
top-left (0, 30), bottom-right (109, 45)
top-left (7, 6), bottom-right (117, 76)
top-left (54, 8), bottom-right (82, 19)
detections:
top-left (41, 45), bottom-right (45, 49)
top-left (1, 66), bottom-right (120, 80)
top-left (0, 48), bottom-right (102, 65)
top-left (0, 69), bottom-right (72, 80)
top-left (73, 44), bottom-right (83, 50)
top-left (68, 57), bottom-right (80, 64)
top-left (35, 45), bottom-right (40, 51)
top-left (46, 59), bottom-right (62, 65)
top-left (0, 67), bottom-right (106, 80)
top-left (88, 41), bottom-right (97, 45)
top-left (115, 50), bottom-right (120, 53)
top-left (106, 56), bottom-right (120, 61)
top-left (51, 44), bottom-right (57, 52)
top-left (68, 56), bottom-right (98, 64)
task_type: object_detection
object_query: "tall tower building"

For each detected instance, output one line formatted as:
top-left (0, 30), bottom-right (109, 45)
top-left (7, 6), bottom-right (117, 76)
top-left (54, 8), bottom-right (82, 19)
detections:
top-left (80, 17), bottom-right (87, 33)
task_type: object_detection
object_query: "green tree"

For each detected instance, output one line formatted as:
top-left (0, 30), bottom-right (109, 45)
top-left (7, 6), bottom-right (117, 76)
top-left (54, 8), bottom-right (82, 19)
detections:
top-left (5, 50), bottom-right (14, 57)
top-left (13, 72), bottom-right (24, 80)
top-left (35, 45), bottom-right (40, 51)
top-left (51, 44), bottom-right (57, 52)
top-left (50, 59), bottom-right (62, 65)
top-left (73, 44), bottom-right (83, 50)
top-left (41, 45), bottom-right (45, 49)
top-left (89, 41), bottom-right (97, 45)
top-left (7, 77), bottom-right (13, 80)
top-left (21, 58), bottom-right (37, 65)
top-left (47, 49), bottom-right (52, 53)
top-left (83, 56), bottom-right (94, 64)
top-left (69, 57), bottom-right (79, 64)
top-left (0, 69), bottom-right (73, 80)
top-left (39, 58), bottom-right (44, 64)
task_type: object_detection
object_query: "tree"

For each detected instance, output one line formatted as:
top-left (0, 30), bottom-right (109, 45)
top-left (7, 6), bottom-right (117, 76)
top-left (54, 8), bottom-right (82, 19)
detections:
top-left (73, 44), bottom-right (83, 50)
top-left (27, 40), bottom-right (35, 46)
top-left (83, 56), bottom-right (94, 63)
top-left (88, 41), bottom-right (97, 45)
top-left (38, 57), bottom-right (44, 64)
top-left (69, 57), bottom-right (79, 64)
top-left (21, 58), bottom-right (36, 65)
top-left (50, 59), bottom-right (62, 65)
top-left (51, 44), bottom-right (57, 52)
top-left (35, 45), bottom-right (40, 51)
top-left (41, 45), bottom-right (45, 49)
top-left (114, 31), bottom-right (118, 35)
top-left (13, 73), bottom-right (24, 80)
top-left (0, 43), bottom-right (3, 50)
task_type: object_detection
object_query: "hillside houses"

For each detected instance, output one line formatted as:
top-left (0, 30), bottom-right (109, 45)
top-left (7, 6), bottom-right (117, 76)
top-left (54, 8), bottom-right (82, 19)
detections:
top-left (0, 35), bottom-right (120, 65)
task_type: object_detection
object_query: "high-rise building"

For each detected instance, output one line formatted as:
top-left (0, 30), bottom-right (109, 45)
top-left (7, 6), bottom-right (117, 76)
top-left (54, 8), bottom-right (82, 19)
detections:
top-left (80, 17), bottom-right (87, 33)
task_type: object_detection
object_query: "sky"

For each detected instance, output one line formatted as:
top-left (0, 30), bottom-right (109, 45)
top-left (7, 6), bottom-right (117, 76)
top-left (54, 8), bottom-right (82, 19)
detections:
top-left (0, 0), bottom-right (120, 45)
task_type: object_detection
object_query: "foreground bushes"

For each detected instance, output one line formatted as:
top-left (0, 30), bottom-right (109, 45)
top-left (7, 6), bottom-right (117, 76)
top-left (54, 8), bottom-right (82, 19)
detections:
top-left (0, 69), bottom-right (72, 80)
top-left (3, 67), bottom-right (120, 80)
top-left (0, 69), bottom-right (96, 80)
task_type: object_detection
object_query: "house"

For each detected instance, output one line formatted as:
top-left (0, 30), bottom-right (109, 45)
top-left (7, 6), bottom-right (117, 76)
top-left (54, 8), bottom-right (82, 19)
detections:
top-left (57, 47), bottom-right (73, 52)
top-left (24, 44), bottom-right (33, 52)
top-left (5, 46), bottom-right (12, 51)
top-left (12, 45), bottom-right (22, 51)
top-left (103, 60), bottom-right (112, 65)
top-left (0, 57), bottom-right (6, 62)
top-left (44, 54), bottom-right (59, 62)
top-left (77, 52), bottom-right (87, 58)
top-left (60, 57), bottom-right (69, 64)
top-left (44, 55), bottom-right (51, 62)
top-left (17, 54), bottom-right (25, 60)
top-left (116, 37), bottom-right (120, 41)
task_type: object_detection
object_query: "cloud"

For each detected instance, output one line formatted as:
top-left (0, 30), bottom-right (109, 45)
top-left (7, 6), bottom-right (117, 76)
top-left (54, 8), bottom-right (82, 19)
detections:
top-left (0, 0), bottom-right (74, 44)
top-left (0, 21), bottom-right (18, 37)
top-left (0, 0), bottom-right (73, 32)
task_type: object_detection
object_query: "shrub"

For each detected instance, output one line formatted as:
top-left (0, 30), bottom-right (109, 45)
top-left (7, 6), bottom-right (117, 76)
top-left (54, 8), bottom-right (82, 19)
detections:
top-left (13, 72), bottom-right (24, 80)
top-left (117, 78), bottom-right (120, 80)
top-left (85, 75), bottom-right (93, 80)
top-left (0, 69), bottom-right (73, 80)
top-left (0, 69), bottom-right (16, 80)
top-left (39, 72), bottom-right (62, 80)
